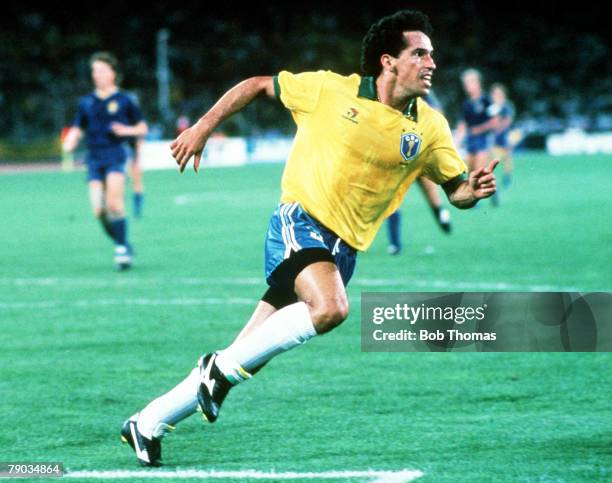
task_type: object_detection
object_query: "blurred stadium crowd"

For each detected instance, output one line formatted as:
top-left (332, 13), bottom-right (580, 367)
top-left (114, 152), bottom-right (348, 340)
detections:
top-left (1, 2), bottom-right (610, 160)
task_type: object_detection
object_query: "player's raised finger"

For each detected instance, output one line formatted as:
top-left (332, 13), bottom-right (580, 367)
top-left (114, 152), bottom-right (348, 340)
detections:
top-left (194, 153), bottom-right (201, 173)
top-left (486, 159), bottom-right (500, 173)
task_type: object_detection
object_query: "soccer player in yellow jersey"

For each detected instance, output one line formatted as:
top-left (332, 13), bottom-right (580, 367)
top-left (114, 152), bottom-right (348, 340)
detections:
top-left (121, 10), bottom-right (498, 466)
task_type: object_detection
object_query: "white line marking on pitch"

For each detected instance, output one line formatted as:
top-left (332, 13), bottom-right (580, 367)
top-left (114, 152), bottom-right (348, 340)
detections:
top-left (0, 297), bottom-right (257, 309)
top-left (0, 276), bottom-right (264, 288)
top-left (173, 190), bottom-right (274, 206)
top-left (0, 276), bottom-right (595, 292)
top-left (65, 468), bottom-right (424, 481)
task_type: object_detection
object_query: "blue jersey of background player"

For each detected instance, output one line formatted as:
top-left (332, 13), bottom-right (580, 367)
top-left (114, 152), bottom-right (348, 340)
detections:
top-left (74, 90), bottom-right (143, 167)
top-left (63, 51), bottom-right (148, 269)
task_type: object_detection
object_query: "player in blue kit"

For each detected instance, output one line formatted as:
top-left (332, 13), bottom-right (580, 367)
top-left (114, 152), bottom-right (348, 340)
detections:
top-left (63, 52), bottom-right (148, 268)
top-left (456, 68), bottom-right (500, 205)
top-left (490, 83), bottom-right (516, 188)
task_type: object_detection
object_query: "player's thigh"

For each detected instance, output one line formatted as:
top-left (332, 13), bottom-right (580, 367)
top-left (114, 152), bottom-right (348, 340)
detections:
top-left (465, 154), bottom-right (478, 171)
top-left (417, 176), bottom-right (440, 204)
top-left (88, 180), bottom-right (105, 216)
top-left (491, 146), bottom-right (505, 162)
top-left (105, 172), bottom-right (126, 212)
top-left (294, 261), bottom-right (349, 332)
top-left (474, 151), bottom-right (489, 170)
top-left (500, 148), bottom-right (512, 168)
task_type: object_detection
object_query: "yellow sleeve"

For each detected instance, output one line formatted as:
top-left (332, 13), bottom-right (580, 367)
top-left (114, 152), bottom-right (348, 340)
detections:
top-left (274, 71), bottom-right (327, 114)
top-left (422, 117), bottom-right (468, 185)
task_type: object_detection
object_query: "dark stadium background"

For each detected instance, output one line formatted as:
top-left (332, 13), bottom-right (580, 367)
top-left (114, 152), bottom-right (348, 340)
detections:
top-left (1, 1), bottom-right (610, 160)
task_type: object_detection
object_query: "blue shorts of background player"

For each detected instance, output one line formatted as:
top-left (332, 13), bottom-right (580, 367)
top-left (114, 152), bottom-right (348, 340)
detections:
top-left (264, 202), bottom-right (357, 302)
top-left (466, 134), bottom-right (490, 155)
top-left (494, 130), bottom-right (510, 149)
top-left (85, 145), bottom-right (127, 181)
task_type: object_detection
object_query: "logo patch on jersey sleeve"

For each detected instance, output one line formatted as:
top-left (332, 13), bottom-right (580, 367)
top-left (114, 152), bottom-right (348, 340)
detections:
top-left (400, 133), bottom-right (422, 162)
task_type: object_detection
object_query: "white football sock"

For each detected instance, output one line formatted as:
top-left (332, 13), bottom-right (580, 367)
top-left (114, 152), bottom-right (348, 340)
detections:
top-left (137, 367), bottom-right (199, 440)
top-left (215, 301), bottom-right (316, 382)
top-left (136, 302), bottom-right (316, 438)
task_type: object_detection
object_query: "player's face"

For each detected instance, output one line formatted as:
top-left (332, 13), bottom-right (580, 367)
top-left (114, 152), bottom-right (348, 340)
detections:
top-left (491, 87), bottom-right (506, 105)
top-left (91, 60), bottom-right (117, 90)
top-left (462, 73), bottom-right (481, 98)
top-left (394, 31), bottom-right (436, 97)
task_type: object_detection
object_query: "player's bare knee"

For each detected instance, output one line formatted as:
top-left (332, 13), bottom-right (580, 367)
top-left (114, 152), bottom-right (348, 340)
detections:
top-left (310, 297), bottom-right (349, 334)
top-left (106, 201), bottom-right (125, 218)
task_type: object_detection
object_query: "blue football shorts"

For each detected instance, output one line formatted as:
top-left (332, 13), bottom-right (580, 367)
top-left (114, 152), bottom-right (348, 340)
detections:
top-left (85, 146), bottom-right (127, 182)
top-left (493, 130), bottom-right (510, 149)
top-left (465, 134), bottom-right (491, 155)
top-left (264, 202), bottom-right (357, 288)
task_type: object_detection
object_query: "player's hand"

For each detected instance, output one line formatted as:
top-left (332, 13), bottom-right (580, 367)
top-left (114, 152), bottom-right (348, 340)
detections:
top-left (469, 159), bottom-right (499, 199)
top-left (110, 122), bottom-right (131, 137)
top-left (170, 124), bottom-right (210, 173)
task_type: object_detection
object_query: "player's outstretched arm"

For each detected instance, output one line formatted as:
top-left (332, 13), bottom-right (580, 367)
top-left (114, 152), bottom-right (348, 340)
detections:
top-left (62, 127), bottom-right (82, 152)
top-left (496, 115), bottom-right (513, 132)
top-left (110, 121), bottom-right (148, 138)
top-left (470, 117), bottom-right (500, 135)
top-left (171, 76), bottom-right (275, 173)
top-left (444, 159), bottom-right (499, 209)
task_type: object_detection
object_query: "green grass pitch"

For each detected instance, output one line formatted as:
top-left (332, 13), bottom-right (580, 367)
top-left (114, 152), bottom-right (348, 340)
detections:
top-left (0, 153), bottom-right (610, 482)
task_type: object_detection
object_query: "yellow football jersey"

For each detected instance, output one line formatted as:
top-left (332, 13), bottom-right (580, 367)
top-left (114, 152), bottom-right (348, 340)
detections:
top-left (275, 70), bottom-right (466, 251)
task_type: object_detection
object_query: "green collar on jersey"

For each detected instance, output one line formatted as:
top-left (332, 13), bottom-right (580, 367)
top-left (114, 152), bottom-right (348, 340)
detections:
top-left (358, 76), bottom-right (418, 121)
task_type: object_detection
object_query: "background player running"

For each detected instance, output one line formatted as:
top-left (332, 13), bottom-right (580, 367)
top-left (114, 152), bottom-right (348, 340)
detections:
top-left (121, 10), bottom-right (498, 466)
top-left (455, 68), bottom-right (500, 205)
top-left (490, 83), bottom-right (516, 189)
top-left (63, 52), bottom-right (147, 268)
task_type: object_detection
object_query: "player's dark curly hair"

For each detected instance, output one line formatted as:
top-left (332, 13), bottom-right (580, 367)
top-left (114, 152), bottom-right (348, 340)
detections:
top-left (360, 10), bottom-right (433, 77)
